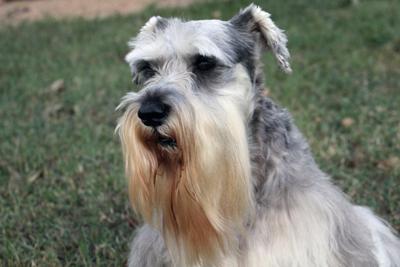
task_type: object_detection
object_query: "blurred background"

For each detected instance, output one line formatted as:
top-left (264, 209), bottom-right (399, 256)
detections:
top-left (0, 0), bottom-right (399, 265)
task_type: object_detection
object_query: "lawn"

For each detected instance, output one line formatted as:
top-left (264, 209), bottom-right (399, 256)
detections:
top-left (0, 0), bottom-right (399, 265)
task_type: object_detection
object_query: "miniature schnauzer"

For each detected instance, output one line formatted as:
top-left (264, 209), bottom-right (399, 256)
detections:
top-left (116, 4), bottom-right (400, 267)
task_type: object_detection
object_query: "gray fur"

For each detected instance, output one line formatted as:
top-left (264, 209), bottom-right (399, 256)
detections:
top-left (248, 96), bottom-right (379, 267)
top-left (120, 5), bottom-right (400, 267)
top-left (128, 225), bottom-right (171, 267)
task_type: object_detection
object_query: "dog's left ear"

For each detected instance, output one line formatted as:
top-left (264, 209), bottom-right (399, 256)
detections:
top-left (230, 4), bottom-right (291, 73)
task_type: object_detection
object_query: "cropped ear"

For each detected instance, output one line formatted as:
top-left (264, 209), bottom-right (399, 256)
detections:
top-left (230, 4), bottom-right (291, 73)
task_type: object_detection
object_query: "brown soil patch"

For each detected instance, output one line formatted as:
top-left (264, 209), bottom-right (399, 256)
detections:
top-left (0, 0), bottom-right (195, 25)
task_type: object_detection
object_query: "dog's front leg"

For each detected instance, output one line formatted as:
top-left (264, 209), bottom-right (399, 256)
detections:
top-left (128, 224), bottom-right (172, 267)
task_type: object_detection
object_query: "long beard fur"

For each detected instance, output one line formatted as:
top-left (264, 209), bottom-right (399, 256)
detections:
top-left (117, 97), bottom-right (253, 266)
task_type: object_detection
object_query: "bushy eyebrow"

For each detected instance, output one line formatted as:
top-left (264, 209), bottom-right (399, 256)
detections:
top-left (128, 59), bottom-right (159, 75)
top-left (127, 52), bottom-right (230, 75)
top-left (190, 43), bottom-right (233, 66)
top-left (135, 60), bottom-right (153, 70)
top-left (126, 40), bottom-right (234, 70)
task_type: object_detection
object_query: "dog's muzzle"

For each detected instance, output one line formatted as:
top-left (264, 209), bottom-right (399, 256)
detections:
top-left (138, 97), bottom-right (170, 127)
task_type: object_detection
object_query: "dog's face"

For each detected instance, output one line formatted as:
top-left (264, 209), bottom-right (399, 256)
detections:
top-left (117, 4), bottom-right (290, 265)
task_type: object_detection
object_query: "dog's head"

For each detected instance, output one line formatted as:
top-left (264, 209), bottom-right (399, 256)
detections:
top-left (117, 4), bottom-right (290, 265)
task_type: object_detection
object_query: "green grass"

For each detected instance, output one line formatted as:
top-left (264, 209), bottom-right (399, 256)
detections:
top-left (1, 0), bottom-right (399, 265)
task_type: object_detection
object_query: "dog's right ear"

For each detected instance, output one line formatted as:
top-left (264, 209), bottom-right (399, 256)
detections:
top-left (230, 4), bottom-right (291, 73)
top-left (139, 16), bottom-right (168, 35)
top-left (133, 16), bottom-right (168, 43)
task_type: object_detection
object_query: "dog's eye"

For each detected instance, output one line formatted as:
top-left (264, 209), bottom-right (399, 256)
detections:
top-left (193, 55), bottom-right (217, 72)
top-left (136, 61), bottom-right (156, 82)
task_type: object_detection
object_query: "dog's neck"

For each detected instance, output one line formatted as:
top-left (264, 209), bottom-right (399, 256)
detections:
top-left (248, 94), bottom-right (317, 207)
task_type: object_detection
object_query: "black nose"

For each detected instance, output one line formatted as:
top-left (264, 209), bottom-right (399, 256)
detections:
top-left (138, 99), bottom-right (170, 127)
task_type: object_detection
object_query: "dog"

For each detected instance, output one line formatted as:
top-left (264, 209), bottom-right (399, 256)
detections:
top-left (116, 4), bottom-right (400, 267)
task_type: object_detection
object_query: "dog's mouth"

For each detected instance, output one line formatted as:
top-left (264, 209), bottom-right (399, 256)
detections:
top-left (157, 135), bottom-right (177, 148)
top-left (152, 129), bottom-right (176, 148)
